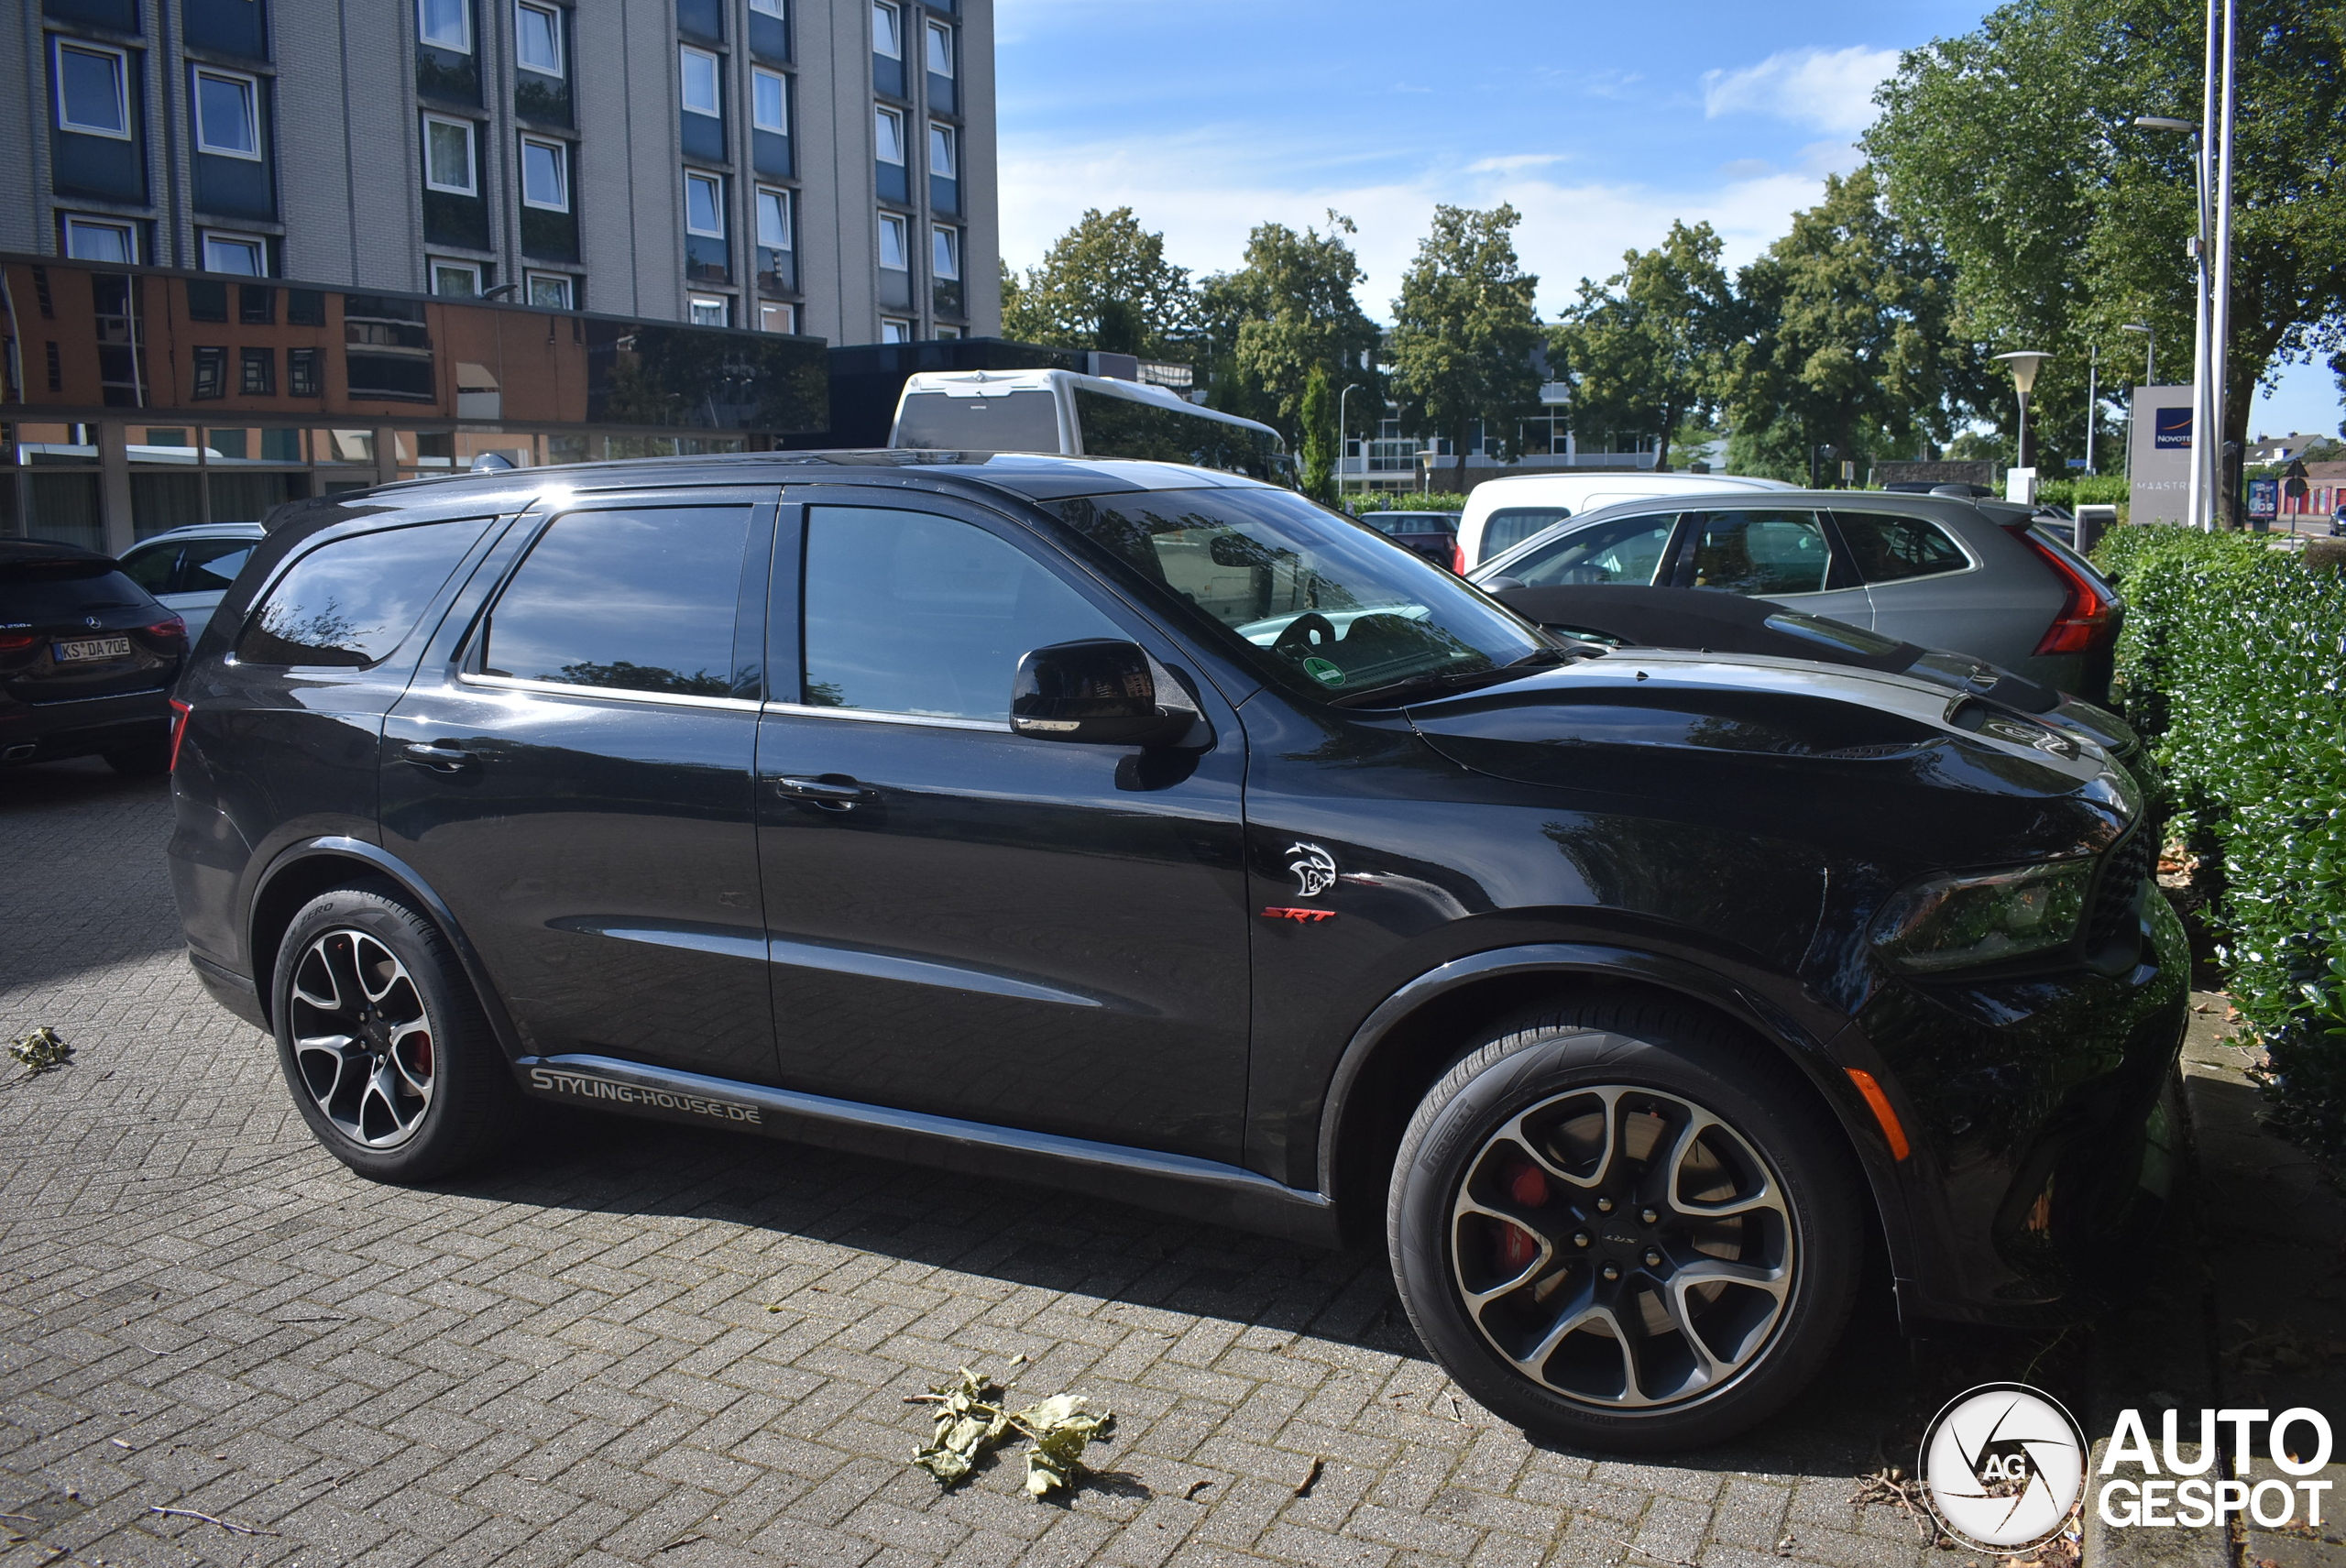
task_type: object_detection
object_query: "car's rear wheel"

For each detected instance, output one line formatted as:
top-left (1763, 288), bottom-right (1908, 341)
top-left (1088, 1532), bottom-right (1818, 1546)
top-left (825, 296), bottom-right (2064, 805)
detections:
top-left (1387, 998), bottom-right (1861, 1451)
top-left (271, 883), bottom-right (516, 1182)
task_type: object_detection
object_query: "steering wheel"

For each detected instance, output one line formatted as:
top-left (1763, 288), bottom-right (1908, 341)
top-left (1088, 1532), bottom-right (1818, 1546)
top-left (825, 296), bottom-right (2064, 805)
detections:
top-left (1272, 612), bottom-right (1339, 659)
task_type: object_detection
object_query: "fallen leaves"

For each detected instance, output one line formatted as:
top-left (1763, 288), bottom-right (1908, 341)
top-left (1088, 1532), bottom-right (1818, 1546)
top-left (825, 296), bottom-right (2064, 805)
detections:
top-left (6, 1026), bottom-right (71, 1075)
top-left (907, 1359), bottom-right (1113, 1497)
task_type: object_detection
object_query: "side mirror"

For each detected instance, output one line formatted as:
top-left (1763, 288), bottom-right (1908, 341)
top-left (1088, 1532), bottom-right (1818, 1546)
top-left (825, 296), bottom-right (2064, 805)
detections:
top-left (1010, 640), bottom-right (1197, 747)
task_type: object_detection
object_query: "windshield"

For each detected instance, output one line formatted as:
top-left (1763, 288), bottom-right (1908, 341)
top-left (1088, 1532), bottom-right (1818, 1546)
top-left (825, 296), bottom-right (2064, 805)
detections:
top-left (894, 390), bottom-right (1063, 453)
top-left (1041, 487), bottom-right (1548, 703)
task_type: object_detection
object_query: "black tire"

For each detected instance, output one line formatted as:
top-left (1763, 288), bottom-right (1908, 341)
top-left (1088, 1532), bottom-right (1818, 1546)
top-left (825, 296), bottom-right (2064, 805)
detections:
top-left (270, 882), bottom-right (518, 1182)
top-left (1387, 997), bottom-right (1861, 1452)
top-left (104, 737), bottom-right (172, 775)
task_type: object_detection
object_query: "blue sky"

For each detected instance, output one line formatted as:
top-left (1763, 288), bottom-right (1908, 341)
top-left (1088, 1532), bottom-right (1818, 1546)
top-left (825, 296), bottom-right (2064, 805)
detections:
top-left (993, 0), bottom-right (2341, 439)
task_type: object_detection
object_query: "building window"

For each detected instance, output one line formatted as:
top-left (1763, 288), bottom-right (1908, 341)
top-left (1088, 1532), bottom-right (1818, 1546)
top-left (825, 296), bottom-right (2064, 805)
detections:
top-left (872, 2), bottom-right (901, 58)
top-left (875, 106), bottom-right (904, 169)
top-left (431, 258), bottom-right (483, 296)
top-left (928, 122), bottom-right (956, 180)
top-left (192, 346), bottom-right (228, 400)
top-left (751, 0), bottom-right (784, 13)
top-left (757, 187), bottom-right (792, 252)
top-left (192, 69), bottom-right (260, 158)
top-left (422, 115), bottom-right (477, 194)
top-left (419, 0), bottom-right (472, 51)
top-left (685, 171), bottom-right (726, 236)
top-left (925, 18), bottom-right (952, 76)
top-left (931, 224), bottom-right (959, 281)
top-left (752, 66), bottom-right (787, 135)
top-left (878, 213), bottom-right (908, 270)
top-left (520, 136), bottom-right (568, 210)
top-left (526, 271), bottom-right (575, 309)
top-left (935, 324), bottom-right (962, 340)
top-left (880, 318), bottom-right (912, 344)
top-left (761, 301), bottom-right (796, 334)
top-left (62, 215), bottom-right (137, 263)
top-left (688, 294), bottom-right (729, 327)
top-left (516, 2), bottom-right (563, 73)
top-left (202, 232), bottom-right (267, 275)
top-left (240, 347), bottom-right (276, 396)
top-left (54, 41), bottom-right (131, 138)
top-left (289, 347), bottom-right (321, 396)
top-left (680, 45), bottom-right (721, 118)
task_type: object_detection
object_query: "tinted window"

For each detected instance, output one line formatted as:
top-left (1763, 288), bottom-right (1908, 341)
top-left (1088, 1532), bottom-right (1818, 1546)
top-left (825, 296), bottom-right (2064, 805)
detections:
top-left (1363, 512), bottom-right (1457, 536)
top-left (181, 538), bottom-right (257, 592)
top-left (1045, 487), bottom-right (1547, 703)
top-left (236, 521), bottom-right (483, 667)
top-left (1071, 389), bottom-right (1288, 483)
top-left (483, 508), bottom-right (752, 697)
top-left (1682, 510), bottom-right (1832, 597)
top-left (801, 507), bottom-right (1122, 720)
top-left (1509, 513), bottom-right (1676, 587)
top-left (1835, 511), bottom-right (1968, 583)
top-left (0, 565), bottom-right (154, 621)
top-left (118, 544), bottom-right (179, 594)
top-left (893, 389), bottom-right (1062, 453)
top-left (1481, 507), bottom-right (1572, 560)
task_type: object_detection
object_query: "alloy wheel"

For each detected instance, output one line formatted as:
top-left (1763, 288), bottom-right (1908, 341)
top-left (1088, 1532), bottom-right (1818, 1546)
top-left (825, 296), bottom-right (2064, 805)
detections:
top-left (1448, 1083), bottom-right (1795, 1409)
top-left (288, 927), bottom-right (437, 1148)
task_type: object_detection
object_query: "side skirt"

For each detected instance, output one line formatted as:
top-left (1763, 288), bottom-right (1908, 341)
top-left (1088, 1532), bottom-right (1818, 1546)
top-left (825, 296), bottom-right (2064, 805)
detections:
top-left (515, 1054), bottom-right (1343, 1249)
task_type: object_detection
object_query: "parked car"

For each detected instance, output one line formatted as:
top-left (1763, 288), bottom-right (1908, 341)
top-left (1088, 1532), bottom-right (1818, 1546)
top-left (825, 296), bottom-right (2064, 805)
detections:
top-left (1354, 510), bottom-right (1463, 571)
top-left (1470, 488), bottom-right (2121, 698)
top-left (1, 540), bottom-right (187, 772)
top-left (170, 454), bottom-right (2184, 1452)
top-left (116, 521), bottom-right (269, 642)
top-left (1882, 481), bottom-right (1995, 499)
top-left (1456, 471), bottom-right (1798, 569)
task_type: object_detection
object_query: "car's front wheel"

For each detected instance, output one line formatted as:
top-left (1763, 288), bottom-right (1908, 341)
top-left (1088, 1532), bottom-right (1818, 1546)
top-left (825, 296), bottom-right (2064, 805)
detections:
top-left (1387, 998), bottom-right (1861, 1451)
top-left (271, 883), bottom-right (517, 1182)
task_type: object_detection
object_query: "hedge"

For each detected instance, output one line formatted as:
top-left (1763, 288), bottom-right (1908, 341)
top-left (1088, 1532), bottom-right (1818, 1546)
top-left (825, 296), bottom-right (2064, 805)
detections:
top-left (1343, 491), bottom-right (1473, 516)
top-left (2094, 526), bottom-right (2346, 1168)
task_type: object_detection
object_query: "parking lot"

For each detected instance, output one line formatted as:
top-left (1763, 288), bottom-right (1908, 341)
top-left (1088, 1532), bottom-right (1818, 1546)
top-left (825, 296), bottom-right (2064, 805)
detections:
top-left (2, 762), bottom-right (1982, 1568)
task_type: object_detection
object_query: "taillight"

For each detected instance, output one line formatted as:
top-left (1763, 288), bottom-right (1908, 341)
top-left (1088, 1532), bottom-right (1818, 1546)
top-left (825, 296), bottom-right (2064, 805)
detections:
top-left (2013, 529), bottom-right (2117, 655)
top-left (0, 630), bottom-right (36, 653)
top-left (168, 698), bottom-right (192, 773)
top-left (146, 616), bottom-right (187, 642)
top-left (1450, 541), bottom-right (1466, 575)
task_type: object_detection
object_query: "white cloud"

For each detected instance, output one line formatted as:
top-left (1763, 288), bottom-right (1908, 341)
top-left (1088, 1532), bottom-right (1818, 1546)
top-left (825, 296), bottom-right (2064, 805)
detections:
top-left (1700, 45), bottom-right (1901, 137)
top-left (1466, 154), bottom-right (1570, 175)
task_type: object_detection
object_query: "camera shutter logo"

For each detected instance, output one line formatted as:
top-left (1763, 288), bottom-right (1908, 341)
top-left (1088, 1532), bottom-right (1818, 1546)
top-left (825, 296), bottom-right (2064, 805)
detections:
top-left (1920, 1384), bottom-right (2087, 1553)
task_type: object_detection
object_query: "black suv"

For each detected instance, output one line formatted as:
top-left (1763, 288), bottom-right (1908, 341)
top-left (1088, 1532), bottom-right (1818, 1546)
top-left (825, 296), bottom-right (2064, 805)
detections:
top-left (169, 454), bottom-right (2186, 1451)
top-left (3, 540), bottom-right (188, 772)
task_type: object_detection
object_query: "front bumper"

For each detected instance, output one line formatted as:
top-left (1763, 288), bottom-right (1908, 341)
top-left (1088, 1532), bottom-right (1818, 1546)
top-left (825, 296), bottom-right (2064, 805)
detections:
top-left (0, 685), bottom-right (171, 763)
top-left (1857, 884), bottom-right (2190, 1322)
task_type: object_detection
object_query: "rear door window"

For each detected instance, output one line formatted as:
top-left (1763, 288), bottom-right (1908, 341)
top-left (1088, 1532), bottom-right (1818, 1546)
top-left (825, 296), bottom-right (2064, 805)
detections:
top-left (480, 507), bottom-right (755, 698)
top-left (118, 544), bottom-right (180, 595)
top-left (1677, 510), bottom-right (1835, 597)
top-left (893, 389), bottom-right (1062, 453)
top-left (1480, 507), bottom-right (1572, 561)
top-left (1508, 513), bottom-right (1678, 587)
top-left (1833, 511), bottom-right (1970, 583)
top-left (236, 520), bottom-right (486, 667)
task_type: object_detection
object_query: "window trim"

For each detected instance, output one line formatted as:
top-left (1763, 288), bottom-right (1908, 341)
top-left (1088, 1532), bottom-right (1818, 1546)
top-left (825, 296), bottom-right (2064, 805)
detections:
top-left (683, 170), bottom-right (726, 237)
top-left (687, 293), bottom-right (731, 326)
top-left (872, 1), bottom-right (902, 58)
top-left (417, 0), bottom-right (471, 53)
top-left (430, 257), bottom-right (485, 297)
top-left (524, 270), bottom-right (576, 309)
top-left (930, 223), bottom-right (959, 280)
top-left (751, 65), bottom-right (788, 135)
top-left (755, 185), bottom-right (793, 251)
top-left (679, 44), bottom-right (722, 118)
top-left (421, 113), bottom-right (479, 195)
top-left (926, 120), bottom-right (956, 178)
top-left (515, 1), bottom-right (565, 75)
top-left (62, 214), bottom-right (137, 262)
top-left (519, 134), bottom-right (570, 212)
top-left (464, 672), bottom-right (761, 712)
top-left (200, 231), bottom-right (269, 275)
top-left (191, 67), bottom-right (262, 159)
top-left (925, 18), bottom-right (952, 76)
top-left (873, 104), bottom-right (905, 166)
top-left (53, 39), bottom-right (131, 140)
top-left (879, 317), bottom-right (914, 344)
top-left (877, 212), bottom-right (909, 270)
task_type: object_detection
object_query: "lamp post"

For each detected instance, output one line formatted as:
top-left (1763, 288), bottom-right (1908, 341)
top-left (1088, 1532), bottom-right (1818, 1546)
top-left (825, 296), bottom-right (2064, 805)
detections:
top-left (1993, 351), bottom-right (2050, 496)
top-left (2121, 322), bottom-right (2155, 386)
top-left (1335, 382), bottom-right (1363, 507)
top-left (2084, 343), bottom-right (2099, 476)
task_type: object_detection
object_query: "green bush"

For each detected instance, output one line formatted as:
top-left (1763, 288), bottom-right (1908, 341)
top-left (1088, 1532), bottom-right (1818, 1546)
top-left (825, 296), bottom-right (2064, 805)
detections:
top-left (2095, 525), bottom-right (2346, 1167)
top-left (2039, 476), bottom-right (2132, 510)
top-left (1343, 491), bottom-right (1472, 516)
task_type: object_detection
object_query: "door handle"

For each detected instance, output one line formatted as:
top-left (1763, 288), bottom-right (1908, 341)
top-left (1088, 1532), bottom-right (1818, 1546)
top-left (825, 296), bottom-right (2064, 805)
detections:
top-left (401, 740), bottom-right (475, 772)
top-left (773, 773), bottom-right (869, 809)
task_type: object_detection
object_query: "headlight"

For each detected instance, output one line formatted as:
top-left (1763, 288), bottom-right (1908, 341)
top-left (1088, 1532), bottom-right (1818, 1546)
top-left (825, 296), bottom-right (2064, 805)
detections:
top-left (1872, 860), bottom-right (2094, 972)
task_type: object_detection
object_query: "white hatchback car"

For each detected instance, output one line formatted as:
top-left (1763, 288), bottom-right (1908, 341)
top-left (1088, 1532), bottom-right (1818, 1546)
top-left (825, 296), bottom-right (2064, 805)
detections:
top-left (1457, 472), bottom-right (1796, 569)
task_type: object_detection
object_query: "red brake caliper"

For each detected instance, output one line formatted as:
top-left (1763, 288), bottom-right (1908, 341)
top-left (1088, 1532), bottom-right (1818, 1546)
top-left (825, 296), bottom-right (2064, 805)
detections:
top-left (1496, 1159), bottom-right (1550, 1272)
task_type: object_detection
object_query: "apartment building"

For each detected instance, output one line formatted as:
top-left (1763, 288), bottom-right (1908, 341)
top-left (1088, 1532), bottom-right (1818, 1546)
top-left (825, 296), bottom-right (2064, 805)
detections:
top-left (3, 0), bottom-right (1000, 344)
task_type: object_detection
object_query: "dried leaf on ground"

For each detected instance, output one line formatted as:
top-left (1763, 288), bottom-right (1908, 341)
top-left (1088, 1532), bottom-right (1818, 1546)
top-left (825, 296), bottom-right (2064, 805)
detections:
top-left (1011, 1392), bottom-right (1111, 1497)
top-left (905, 1360), bottom-right (1111, 1498)
top-left (7, 1026), bottom-right (71, 1075)
top-left (910, 1365), bottom-right (1014, 1486)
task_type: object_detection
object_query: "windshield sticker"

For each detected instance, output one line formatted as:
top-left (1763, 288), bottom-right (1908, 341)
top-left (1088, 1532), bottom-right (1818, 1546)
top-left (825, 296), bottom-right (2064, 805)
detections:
top-left (1302, 657), bottom-right (1345, 686)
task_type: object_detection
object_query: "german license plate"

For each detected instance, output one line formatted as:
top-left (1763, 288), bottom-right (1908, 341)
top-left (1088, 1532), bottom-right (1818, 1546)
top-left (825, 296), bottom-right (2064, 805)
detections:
top-left (53, 636), bottom-right (131, 663)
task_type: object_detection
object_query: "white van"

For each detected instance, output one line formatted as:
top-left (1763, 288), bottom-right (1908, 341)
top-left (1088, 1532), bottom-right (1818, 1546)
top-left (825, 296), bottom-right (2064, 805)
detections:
top-left (890, 368), bottom-right (1294, 486)
top-left (1455, 471), bottom-right (1796, 568)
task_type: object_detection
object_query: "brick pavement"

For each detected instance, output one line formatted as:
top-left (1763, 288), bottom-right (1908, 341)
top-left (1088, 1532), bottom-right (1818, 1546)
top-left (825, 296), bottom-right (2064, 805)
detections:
top-left (1, 760), bottom-right (1952, 1568)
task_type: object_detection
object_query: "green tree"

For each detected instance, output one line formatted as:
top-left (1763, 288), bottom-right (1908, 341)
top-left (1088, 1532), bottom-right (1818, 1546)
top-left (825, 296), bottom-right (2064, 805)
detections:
top-left (1387, 204), bottom-right (1544, 492)
top-left (1865, 0), bottom-right (2346, 507)
top-left (999, 207), bottom-right (1196, 359)
top-left (1551, 221), bottom-right (1736, 472)
top-left (1720, 169), bottom-right (1978, 482)
top-left (1194, 214), bottom-right (1385, 442)
top-left (1299, 367), bottom-right (1335, 501)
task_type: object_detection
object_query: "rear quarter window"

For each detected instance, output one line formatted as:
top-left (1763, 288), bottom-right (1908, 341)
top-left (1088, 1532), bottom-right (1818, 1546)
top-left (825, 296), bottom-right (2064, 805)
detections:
top-left (1833, 511), bottom-right (1971, 583)
top-left (235, 520), bottom-right (487, 668)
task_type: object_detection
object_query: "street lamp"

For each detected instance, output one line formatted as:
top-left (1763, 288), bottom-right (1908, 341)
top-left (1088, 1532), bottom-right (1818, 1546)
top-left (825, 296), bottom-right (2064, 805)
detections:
top-left (2121, 322), bottom-right (2155, 386)
top-left (1335, 382), bottom-right (1364, 506)
top-left (1993, 351), bottom-right (2050, 494)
